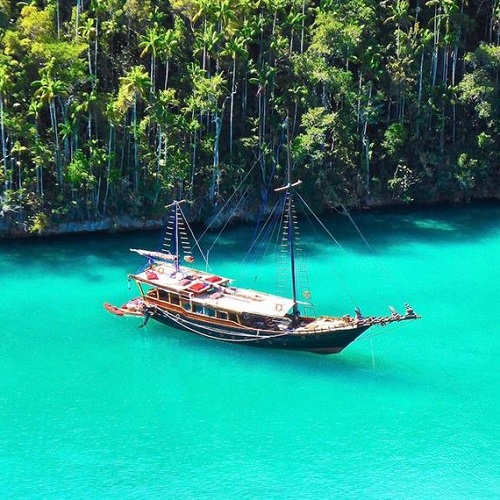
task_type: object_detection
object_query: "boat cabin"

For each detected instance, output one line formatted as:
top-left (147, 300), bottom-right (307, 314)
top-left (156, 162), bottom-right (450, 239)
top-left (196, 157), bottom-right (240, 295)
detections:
top-left (129, 261), bottom-right (295, 326)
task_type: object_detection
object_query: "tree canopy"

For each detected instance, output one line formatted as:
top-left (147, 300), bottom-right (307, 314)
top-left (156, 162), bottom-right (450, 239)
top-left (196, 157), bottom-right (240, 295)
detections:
top-left (0, 0), bottom-right (498, 233)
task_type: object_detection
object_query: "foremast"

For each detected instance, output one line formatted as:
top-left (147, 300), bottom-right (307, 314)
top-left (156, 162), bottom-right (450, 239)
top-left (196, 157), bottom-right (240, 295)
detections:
top-left (163, 200), bottom-right (194, 273)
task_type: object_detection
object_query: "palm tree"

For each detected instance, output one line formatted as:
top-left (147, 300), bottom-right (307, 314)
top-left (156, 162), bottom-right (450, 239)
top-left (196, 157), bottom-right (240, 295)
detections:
top-left (383, 0), bottom-right (414, 59)
top-left (26, 99), bottom-right (45, 197)
top-left (89, 0), bottom-right (108, 81)
top-left (185, 65), bottom-right (226, 198)
top-left (55, 0), bottom-right (61, 39)
top-left (160, 26), bottom-right (180, 90)
top-left (59, 117), bottom-right (77, 165)
top-left (0, 63), bottom-right (10, 191)
top-left (426, 0), bottom-right (446, 87)
top-left (192, 0), bottom-right (217, 72)
top-left (285, 9), bottom-right (306, 55)
top-left (147, 88), bottom-right (179, 203)
top-left (236, 13), bottom-right (259, 123)
top-left (194, 24), bottom-right (222, 75)
top-left (221, 36), bottom-right (247, 162)
top-left (139, 23), bottom-right (163, 93)
top-left (213, 0), bottom-right (234, 34)
top-left (32, 66), bottom-right (69, 186)
top-left (79, 17), bottom-right (96, 77)
top-left (75, 0), bottom-right (83, 39)
top-left (249, 62), bottom-right (277, 182)
top-left (192, 0), bottom-right (215, 25)
top-left (288, 84), bottom-right (308, 136)
top-left (116, 65), bottom-right (151, 190)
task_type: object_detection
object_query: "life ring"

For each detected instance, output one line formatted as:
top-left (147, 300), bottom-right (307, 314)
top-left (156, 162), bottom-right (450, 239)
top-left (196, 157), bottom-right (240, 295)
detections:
top-left (157, 266), bottom-right (165, 274)
top-left (275, 303), bottom-right (283, 312)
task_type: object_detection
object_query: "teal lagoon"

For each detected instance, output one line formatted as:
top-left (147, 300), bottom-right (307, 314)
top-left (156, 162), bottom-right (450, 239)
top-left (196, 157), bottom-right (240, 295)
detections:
top-left (1, 203), bottom-right (499, 498)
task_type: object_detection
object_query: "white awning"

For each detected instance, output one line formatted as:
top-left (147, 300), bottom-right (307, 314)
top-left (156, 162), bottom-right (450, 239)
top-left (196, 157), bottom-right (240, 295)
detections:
top-left (131, 263), bottom-right (295, 318)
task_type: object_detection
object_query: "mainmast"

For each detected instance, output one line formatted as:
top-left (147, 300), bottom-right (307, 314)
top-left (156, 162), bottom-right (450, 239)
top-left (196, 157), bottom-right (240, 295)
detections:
top-left (275, 119), bottom-right (301, 323)
top-left (174, 202), bottom-right (180, 273)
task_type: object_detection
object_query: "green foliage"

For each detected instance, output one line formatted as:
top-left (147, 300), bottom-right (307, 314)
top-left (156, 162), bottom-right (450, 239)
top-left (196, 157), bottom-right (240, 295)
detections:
top-left (29, 211), bottom-right (50, 234)
top-left (67, 150), bottom-right (96, 187)
top-left (387, 164), bottom-right (416, 203)
top-left (186, 70), bottom-right (226, 114)
top-left (0, 0), bottom-right (497, 234)
top-left (18, 5), bottom-right (56, 43)
top-left (382, 123), bottom-right (408, 159)
top-left (115, 65), bottom-right (151, 113)
top-left (455, 153), bottom-right (478, 197)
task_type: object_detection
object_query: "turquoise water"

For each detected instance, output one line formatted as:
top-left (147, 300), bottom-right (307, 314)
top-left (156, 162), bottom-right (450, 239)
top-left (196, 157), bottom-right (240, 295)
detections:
top-left (1, 204), bottom-right (499, 498)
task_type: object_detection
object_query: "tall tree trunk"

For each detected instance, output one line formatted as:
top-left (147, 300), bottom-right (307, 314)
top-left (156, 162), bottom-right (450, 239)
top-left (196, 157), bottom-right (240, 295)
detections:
top-left (133, 97), bottom-right (138, 191)
top-left (0, 94), bottom-right (8, 190)
top-left (94, 17), bottom-right (99, 81)
top-left (431, 5), bottom-right (440, 87)
top-left (229, 57), bottom-right (236, 163)
top-left (153, 125), bottom-right (164, 205)
top-left (362, 81), bottom-right (372, 195)
top-left (257, 87), bottom-right (266, 183)
top-left (164, 58), bottom-right (170, 89)
top-left (150, 53), bottom-right (156, 94)
top-left (103, 123), bottom-right (113, 215)
top-left (56, 0), bottom-right (61, 39)
top-left (189, 111), bottom-right (197, 196)
top-left (210, 115), bottom-right (222, 202)
top-left (75, 0), bottom-right (81, 38)
top-left (300, 0), bottom-right (306, 54)
top-left (416, 49), bottom-right (424, 135)
top-left (49, 101), bottom-right (62, 186)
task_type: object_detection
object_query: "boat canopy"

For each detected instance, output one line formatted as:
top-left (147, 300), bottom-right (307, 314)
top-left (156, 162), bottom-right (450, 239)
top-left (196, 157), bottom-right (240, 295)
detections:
top-left (204, 288), bottom-right (295, 318)
top-left (130, 262), bottom-right (296, 318)
top-left (130, 248), bottom-right (176, 261)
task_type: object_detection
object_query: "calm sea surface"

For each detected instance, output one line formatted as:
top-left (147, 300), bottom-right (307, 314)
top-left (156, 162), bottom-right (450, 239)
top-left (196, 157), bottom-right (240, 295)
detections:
top-left (1, 203), bottom-right (499, 499)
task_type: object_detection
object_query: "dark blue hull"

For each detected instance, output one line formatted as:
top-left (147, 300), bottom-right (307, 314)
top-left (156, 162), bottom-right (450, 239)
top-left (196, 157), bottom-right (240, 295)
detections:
top-left (147, 307), bottom-right (371, 354)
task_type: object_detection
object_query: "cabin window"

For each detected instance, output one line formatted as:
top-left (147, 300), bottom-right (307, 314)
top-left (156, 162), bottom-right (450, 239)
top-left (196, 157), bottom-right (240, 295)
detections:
top-left (228, 313), bottom-right (238, 323)
top-left (181, 300), bottom-right (191, 311)
top-left (170, 293), bottom-right (180, 305)
top-left (216, 311), bottom-right (228, 320)
top-left (158, 290), bottom-right (169, 301)
top-left (205, 308), bottom-right (215, 317)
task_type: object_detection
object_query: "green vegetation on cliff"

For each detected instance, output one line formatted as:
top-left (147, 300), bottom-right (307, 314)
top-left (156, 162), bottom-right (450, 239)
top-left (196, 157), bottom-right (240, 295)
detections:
top-left (0, 0), bottom-right (498, 233)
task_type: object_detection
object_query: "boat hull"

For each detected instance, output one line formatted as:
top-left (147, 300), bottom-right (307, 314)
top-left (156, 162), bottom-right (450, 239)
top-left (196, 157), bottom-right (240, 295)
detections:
top-left (147, 307), bottom-right (371, 354)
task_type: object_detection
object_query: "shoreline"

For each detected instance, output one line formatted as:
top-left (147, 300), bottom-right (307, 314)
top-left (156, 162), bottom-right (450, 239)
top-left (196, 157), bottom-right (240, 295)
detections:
top-left (1, 197), bottom-right (499, 240)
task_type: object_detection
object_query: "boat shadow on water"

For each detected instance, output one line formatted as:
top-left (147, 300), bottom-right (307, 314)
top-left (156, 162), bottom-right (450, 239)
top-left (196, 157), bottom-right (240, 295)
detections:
top-left (134, 318), bottom-right (414, 386)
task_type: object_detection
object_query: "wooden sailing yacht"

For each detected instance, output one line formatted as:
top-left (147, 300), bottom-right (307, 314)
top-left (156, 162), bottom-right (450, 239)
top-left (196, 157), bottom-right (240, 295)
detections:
top-left (105, 169), bottom-right (419, 354)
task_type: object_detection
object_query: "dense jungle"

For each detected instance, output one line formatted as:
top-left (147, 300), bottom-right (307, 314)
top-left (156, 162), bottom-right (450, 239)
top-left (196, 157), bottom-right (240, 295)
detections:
top-left (0, 0), bottom-right (498, 235)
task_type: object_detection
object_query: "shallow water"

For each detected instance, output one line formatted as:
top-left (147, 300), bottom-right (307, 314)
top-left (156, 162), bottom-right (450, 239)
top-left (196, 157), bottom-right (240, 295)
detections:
top-left (1, 203), bottom-right (499, 498)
